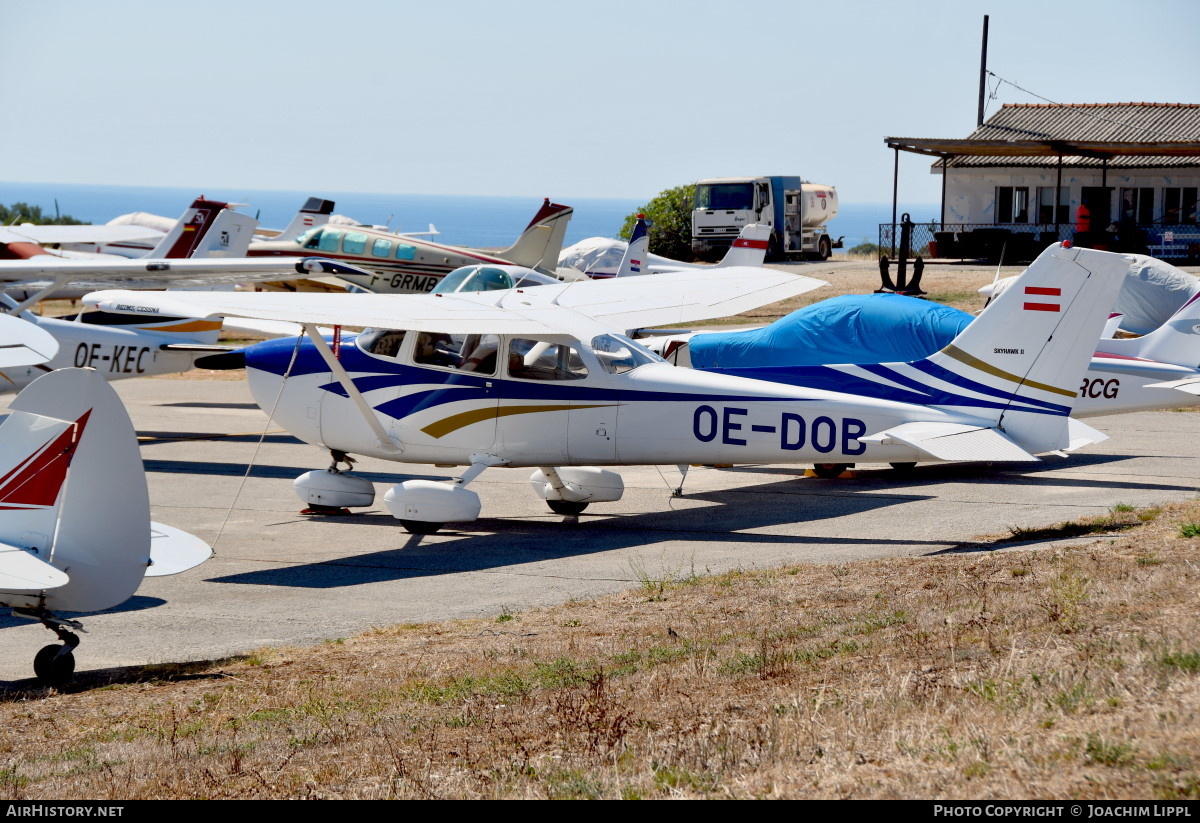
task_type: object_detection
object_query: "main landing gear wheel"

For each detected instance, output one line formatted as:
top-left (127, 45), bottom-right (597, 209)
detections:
top-left (812, 463), bottom-right (849, 479)
top-left (34, 644), bottom-right (75, 686)
top-left (400, 520), bottom-right (443, 535)
top-left (547, 500), bottom-right (589, 516)
top-left (889, 462), bottom-right (918, 474)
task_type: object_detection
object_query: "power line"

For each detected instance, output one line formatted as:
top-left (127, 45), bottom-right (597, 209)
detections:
top-left (985, 70), bottom-right (1195, 140)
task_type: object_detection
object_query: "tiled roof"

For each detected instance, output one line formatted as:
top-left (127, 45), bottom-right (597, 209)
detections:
top-left (948, 103), bottom-right (1200, 168)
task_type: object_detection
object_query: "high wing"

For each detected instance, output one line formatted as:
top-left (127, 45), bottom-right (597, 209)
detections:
top-left (0, 256), bottom-right (363, 291)
top-left (84, 267), bottom-right (827, 337)
top-left (0, 225), bottom-right (164, 247)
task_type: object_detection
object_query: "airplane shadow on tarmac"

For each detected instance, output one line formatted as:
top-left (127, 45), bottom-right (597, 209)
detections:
top-left (206, 475), bottom-right (954, 589)
top-left (0, 596), bottom-right (168, 631)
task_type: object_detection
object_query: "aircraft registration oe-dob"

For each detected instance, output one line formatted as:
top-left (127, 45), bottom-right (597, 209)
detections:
top-left (0, 320), bottom-right (211, 684)
top-left (85, 244), bottom-right (1128, 534)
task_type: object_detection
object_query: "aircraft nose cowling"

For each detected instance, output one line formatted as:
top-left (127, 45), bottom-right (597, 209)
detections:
top-left (240, 335), bottom-right (332, 448)
top-left (241, 335), bottom-right (329, 377)
top-left (194, 350), bottom-right (245, 370)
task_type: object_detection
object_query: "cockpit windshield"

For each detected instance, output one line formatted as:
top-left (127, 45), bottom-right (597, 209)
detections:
top-left (296, 227), bottom-right (341, 252)
top-left (433, 265), bottom-right (516, 294)
top-left (693, 183), bottom-right (754, 211)
top-left (590, 334), bottom-right (664, 374)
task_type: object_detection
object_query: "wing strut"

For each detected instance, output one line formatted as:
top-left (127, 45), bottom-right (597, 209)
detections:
top-left (6, 274), bottom-right (76, 316)
top-left (302, 325), bottom-right (403, 454)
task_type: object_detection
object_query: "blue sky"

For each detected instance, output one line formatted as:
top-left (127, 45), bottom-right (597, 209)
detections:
top-left (2, 0), bottom-right (1197, 206)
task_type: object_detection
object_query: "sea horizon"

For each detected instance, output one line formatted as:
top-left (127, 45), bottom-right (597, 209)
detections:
top-left (0, 180), bottom-right (936, 252)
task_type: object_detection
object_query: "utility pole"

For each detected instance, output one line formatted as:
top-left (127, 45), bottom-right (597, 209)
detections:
top-left (977, 14), bottom-right (989, 127)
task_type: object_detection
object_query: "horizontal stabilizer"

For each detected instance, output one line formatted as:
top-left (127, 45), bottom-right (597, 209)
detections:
top-left (1066, 418), bottom-right (1109, 451)
top-left (1145, 377), bottom-right (1200, 396)
top-left (0, 543), bottom-right (69, 590)
top-left (146, 522), bottom-right (212, 577)
top-left (0, 314), bottom-right (59, 367)
top-left (860, 421), bottom-right (1039, 463)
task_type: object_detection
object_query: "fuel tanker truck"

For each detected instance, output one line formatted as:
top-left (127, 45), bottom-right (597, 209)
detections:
top-left (691, 176), bottom-right (840, 261)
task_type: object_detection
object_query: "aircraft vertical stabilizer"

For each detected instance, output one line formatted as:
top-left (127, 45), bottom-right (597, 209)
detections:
top-left (146, 197), bottom-right (229, 259)
top-left (911, 244), bottom-right (1130, 454)
top-left (495, 199), bottom-right (574, 273)
top-left (614, 215), bottom-right (650, 277)
top-left (714, 224), bottom-right (771, 268)
top-left (0, 369), bottom-right (151, 613)
top-left (274, 197), bottom-right (335, 241)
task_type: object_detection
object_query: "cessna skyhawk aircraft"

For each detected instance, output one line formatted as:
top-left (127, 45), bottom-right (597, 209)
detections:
top-left (85, 244), bottom-right (1127, 534)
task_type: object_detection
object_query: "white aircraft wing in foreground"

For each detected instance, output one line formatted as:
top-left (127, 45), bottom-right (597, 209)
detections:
top-left (83, 245), bottom-right (1126, 535)
top-left (86, 266), bottom-right (827, 335)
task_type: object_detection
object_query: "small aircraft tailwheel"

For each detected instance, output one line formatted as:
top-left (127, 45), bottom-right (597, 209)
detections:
top-left (547, 500), bottom-right (589, 516)
top-left (889, 462), bottom-right (918, 474)
top-left (34, 644), bottom-right (75, 686)
top-left (812, 463), bottom-right (849, 479)
top-left (400, 520), bottom-right (443, 535)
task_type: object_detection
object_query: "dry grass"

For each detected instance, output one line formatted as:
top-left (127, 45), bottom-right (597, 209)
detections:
top-left (2, 500), bottom-right (1200, 799)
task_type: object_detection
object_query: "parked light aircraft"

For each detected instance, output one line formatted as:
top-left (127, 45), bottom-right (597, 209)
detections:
top-left (248, 198), bottom-right (574, 294)
top-left (651, 276), bottom-right (1200, 419)
top-left (0, 196), bottom-right (255, 264)
top-left (0, 197), bottom-right (372, 391)
top-left (559, 215), bottom-right (771, 279)
top-left (0, 362), bottom-right (211, 683)
top-left (87, 244), bottom-right (1127, 534)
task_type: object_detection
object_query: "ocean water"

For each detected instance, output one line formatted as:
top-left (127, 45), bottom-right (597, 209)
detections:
top-left (0, 181), bottom-right (934, 252)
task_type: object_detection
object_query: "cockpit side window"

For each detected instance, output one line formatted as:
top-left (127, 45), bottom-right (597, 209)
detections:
top-left (310, 228), bottom-right (341, 252)
top-left (297, 228), bottom-right (320, 248)
top-left (412, 332), bottom-right (499, 376)
top-left (507, 339), bottom-right (588, 381)
top-left (356, 328), bottom-right (407, 359)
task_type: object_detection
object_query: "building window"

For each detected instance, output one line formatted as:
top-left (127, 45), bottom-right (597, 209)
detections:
top-left (1163, 188), bottom-right (1198, 225)
top-left (1037, 187), bottom-right (1070, 224)
top-left (1119, 188), bottom-right (1155, 224)
top-left (996, 187), bottom-right (1029, 224)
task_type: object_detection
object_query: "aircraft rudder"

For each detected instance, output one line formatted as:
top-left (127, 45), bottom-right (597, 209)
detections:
top-left (497, 198), bottom-right (574, 271)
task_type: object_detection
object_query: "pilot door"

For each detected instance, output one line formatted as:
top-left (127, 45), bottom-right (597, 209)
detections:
top-left (386, 332), bottom-right (501, 459)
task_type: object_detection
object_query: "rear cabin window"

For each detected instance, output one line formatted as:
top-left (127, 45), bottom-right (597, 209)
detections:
top-left (371, 238), bottom-right (393, 258)
top-left (342, 231), bottom-right (368, 255)
top-left (395, 244), bottom-right (416, 260)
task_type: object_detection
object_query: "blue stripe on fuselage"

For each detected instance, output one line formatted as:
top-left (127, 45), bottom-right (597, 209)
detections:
top-left (243, 334), bottom-right (823, 424)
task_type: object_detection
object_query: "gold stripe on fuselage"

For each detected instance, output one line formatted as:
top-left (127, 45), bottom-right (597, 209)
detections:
top-left (421, 404), bottom-right (614, 439)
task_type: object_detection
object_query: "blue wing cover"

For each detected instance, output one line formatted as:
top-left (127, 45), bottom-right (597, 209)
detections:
top-left (687, 294), bottom-right (973, 368)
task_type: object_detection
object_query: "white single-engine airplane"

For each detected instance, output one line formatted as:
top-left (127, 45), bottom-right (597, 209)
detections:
top-left (86, 244), bottom-right (1127, 533)
top-left (559, 215), bottom-right (770, 279)
top-left (0, 358), bottom-right (211, 684)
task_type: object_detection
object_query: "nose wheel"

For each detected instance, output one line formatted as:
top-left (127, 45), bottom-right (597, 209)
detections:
top-left (547, 500), bottom-right (589, 516)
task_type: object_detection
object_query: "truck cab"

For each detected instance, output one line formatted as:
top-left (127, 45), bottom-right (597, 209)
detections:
top-left (692, 176), bottom-right (839, 262)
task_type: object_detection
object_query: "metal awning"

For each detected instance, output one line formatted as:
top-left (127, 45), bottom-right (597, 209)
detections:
top-left (884, 137), bottom-right (1200, 159)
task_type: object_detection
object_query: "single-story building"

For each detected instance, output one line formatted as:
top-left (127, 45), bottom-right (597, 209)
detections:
top-left (884, 103), bottom-right (1200, 261)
